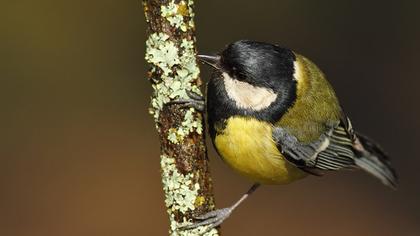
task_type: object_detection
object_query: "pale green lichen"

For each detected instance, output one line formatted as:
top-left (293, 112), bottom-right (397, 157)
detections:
top-left (182, 108), bottom-right (203, 134)
top-left (161, 155), bottom-right (218, 235)
top-left (186, 0), bottom-right (195, 29)
top-left (146, 33), bottom-right (180, 76)
top-left (161, 155), bottom-right (200, 213)
top-left (167, 108), bottom-right (203, 144)
top-left (145, 32), bottom-right (202, 143)
top-left (148, 1), bottom-right (216, 234)
top-left (161, 0), bottom-right (195, 32)
top-left (161, 1), bottom-right (187, 31)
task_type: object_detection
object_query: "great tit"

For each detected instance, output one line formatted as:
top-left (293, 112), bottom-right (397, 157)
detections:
top-left (179, 40), bottom-right (398, 230)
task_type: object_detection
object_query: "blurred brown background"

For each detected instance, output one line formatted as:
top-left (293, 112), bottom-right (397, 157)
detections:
top-left (1, 0), bottom-right (419, 235)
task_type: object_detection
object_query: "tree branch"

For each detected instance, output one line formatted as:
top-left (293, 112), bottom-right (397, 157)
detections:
top-left (142, 0), bottom-right (219, 235)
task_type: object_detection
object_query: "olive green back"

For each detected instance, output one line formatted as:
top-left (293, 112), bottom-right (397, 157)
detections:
top-left (276, 54), bottom-right (342, 143)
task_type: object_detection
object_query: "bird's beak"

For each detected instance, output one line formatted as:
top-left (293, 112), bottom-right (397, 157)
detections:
top-left (197, 54), bottom-right (221, 69)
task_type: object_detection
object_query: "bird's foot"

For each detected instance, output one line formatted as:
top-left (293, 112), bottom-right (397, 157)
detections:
top-left (168, 91), bottom-right (205, 112)
top-left (180, 207), bottom-right (232, 231)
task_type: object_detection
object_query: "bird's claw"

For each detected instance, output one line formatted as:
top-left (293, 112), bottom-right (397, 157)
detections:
top-left (167, 90), bottom-right (205, 112)
top-left (179, 208), bottom-right (232, 231)
top-left (186, 90), bottom-right (204, 101)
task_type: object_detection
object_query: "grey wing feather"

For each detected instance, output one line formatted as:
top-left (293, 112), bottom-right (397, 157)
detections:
top-left (273, 122), bottom-right (356, 172)
top-left (273, 117), bottom-right (398, 189)
top-left (307, 125), bottom-right (356, 170)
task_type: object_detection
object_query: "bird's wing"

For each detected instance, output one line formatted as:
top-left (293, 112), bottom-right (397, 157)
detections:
top-left (272, 118), bottom-right (357, 174)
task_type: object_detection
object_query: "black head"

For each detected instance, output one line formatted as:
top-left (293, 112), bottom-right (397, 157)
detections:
top-left (200, 40), bottom-right (299, 132)
top-left (199, 40), bottom-right (296, 90)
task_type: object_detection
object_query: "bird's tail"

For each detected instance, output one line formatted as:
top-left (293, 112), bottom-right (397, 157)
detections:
top-left (353, 132), bottom-right (398, 189)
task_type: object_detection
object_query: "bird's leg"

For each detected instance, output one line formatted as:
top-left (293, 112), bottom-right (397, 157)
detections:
top-left (167, 90), bottom-right (205, 112)
top-left (180, 183), bottom-right (260, 231)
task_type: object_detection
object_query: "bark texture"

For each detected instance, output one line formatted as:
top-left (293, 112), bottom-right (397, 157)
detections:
top-left (143, 0), bottom-right (219, 235)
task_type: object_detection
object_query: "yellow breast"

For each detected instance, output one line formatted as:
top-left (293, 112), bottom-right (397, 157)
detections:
top-left (214, 117), bottom-right (307, 184)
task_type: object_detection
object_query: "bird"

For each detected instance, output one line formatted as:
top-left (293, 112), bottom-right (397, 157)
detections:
top-left (175, 40), bottom-right (398, 231)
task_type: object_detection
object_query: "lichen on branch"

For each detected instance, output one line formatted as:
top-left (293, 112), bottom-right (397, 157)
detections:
top-left (161, 155), bottom-right (218, 235)
top-left (143, 0), bottom-right (219, 235)
top-left (145, 32), bottom-right (202, 144)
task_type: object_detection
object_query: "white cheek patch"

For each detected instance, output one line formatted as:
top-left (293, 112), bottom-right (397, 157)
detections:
top-left (223, 73), bottom-right (277, 111)
top-left (293, 60), bottom-right (303, 81)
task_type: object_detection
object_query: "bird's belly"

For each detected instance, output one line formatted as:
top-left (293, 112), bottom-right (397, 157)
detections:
top-left (214, 117), bottom-right (307, 184)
